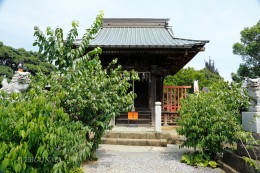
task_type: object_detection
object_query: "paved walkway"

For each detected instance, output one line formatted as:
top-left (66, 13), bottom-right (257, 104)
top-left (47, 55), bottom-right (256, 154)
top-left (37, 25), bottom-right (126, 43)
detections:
top-left (83, 144), bottom-right (225, 173)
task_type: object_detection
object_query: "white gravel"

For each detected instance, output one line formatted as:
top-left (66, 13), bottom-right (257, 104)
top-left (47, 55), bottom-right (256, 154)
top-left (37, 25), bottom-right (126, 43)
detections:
top-left (83, 144), bottom-right (225, 173)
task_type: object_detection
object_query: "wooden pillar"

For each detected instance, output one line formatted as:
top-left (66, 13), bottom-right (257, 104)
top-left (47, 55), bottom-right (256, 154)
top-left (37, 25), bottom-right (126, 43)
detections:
top-left (151, 65), bottom-right (157, 126)
top-left (157, 77), bottom-right (164, 102)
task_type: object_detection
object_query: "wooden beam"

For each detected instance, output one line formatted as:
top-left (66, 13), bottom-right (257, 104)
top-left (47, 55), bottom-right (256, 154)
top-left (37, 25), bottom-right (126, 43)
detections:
top-left (150, 65), bottom-right (157, 126)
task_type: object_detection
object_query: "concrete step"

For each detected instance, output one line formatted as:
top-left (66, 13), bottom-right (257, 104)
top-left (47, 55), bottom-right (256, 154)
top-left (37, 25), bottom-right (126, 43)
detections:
top-left (101, 138), bottom-right (167, 147)
top-left (103, 131), bottom-right (163, 139)
top-left (101, 126), bottom-right (184, 147)
top-left (101, 131), bottom-right (167, 147)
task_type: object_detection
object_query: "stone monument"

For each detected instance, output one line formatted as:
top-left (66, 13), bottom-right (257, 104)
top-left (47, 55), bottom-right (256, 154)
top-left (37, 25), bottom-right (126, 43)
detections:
top-left (242, 77), bottom-right (260, 162)
top-left (1, 62), bottom-right (30, 94)
top-left (222, 78), bottom-right (260, 173)
top-left (242, 78), bottom-right (260, 133)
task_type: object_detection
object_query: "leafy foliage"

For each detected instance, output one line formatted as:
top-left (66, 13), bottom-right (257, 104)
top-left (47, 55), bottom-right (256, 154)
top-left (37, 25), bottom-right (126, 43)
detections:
top-left (0, 41), bottom-right (54, 83)
top-left (243, 156), bottom-right (260, 170)
top-left (204, 57), bottom-right (220, 76)
top-left (61, 57), bottom-right (137, 156)
top-left (33, 12), bottom-right (138, 160)
top-left (0, 65), bottom-right (13, 83)
top-left (1, 12), bottom-right (137, 172)
top-left (232, 20), bottom-right (260, 82)
top-left (164, 67), bottom-right (223, 92)
top-left (0, 75), bottom-right (91, 172)
top-left (177, 81), bottom-right (249, 158)
top-left (231, 64), bottom-right (252, 83)
top-left (181, 152), bottom-right (218, 168)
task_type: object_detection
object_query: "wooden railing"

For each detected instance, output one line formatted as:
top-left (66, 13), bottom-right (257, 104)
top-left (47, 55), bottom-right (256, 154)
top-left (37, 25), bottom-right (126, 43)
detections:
top-left (162, 85), bottom-right (191, 125)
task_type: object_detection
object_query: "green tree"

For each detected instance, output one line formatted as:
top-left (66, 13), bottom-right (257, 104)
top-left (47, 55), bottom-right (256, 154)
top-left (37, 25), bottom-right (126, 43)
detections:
top-left (232, 20), bottom-right (260, 82)
top-left (33, 12), bottom-right (138, 160)
top-left (204, 57), bottom-right (220, 76)
top-left (164, 67), bottom-right (223, 92)
top-left (231, 64), bottom-right (252, 83)
top-left (1, 12), bottom-right (137, 172)
top-left (0, 41), bottom-right (55, 85)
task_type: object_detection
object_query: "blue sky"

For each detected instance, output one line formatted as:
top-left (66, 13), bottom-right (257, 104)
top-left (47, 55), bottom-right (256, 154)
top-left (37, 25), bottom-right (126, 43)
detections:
top-left (0, 0), bottom-right (259, 81)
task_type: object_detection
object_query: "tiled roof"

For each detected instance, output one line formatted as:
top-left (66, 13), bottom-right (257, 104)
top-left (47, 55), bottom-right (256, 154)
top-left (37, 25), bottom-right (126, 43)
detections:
top-left (82, 18), bottom-right (209, 49)
top-left (89, 27), bottom-right (208, 48)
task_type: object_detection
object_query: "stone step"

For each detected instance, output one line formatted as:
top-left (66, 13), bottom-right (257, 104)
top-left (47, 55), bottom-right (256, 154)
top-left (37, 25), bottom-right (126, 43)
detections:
top-left (103, 131), bottom-right (162, 139)
top-left (102, 131), bottom-right (184, 146)
top-left (101, 138), bottom-right (167, 147)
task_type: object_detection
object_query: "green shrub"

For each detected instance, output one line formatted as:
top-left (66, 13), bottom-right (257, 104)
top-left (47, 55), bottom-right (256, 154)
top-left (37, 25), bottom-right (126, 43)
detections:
top-left (33, 12), bottom-right (138, 160)
top-left (177, 81), bottom-right (248, 158)
top-left (0, 88), bottom-right (91, 172)
top-left (60, 56), bottom-right (137, 158)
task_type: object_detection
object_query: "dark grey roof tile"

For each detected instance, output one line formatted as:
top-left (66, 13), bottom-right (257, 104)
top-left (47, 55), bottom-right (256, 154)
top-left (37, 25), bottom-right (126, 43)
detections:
top-left (75, 18), bottom-right (209, 49)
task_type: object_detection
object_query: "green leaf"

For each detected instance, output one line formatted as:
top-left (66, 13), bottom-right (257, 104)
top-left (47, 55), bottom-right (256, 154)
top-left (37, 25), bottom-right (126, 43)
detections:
top-left (36, 146), bottom-right (45, 157)
top-left (42, 150), bottom-right (48, 159)
top-left (14, 163), bottom-right (22, 173)
top-left (208, 161), bottom-right (218, 168)
top-left (1, 158), bottom-right (10, 169)
top-left (20, 130), bottom-right (26, 139)
top-left (197, 162), bottom-right (208, 167)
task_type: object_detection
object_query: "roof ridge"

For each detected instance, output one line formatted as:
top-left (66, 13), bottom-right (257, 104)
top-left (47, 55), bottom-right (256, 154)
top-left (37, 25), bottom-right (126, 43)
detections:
top-left (102, 18), bottom-right (170, 28)
top-left (103, 18), bottom-right (170, 21)
top-left (102, 26), bottom-right (166, 28)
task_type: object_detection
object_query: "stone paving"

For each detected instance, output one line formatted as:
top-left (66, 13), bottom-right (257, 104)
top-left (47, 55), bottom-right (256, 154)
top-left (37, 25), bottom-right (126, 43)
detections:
top-left (83, 144), bottom-right (225, 173)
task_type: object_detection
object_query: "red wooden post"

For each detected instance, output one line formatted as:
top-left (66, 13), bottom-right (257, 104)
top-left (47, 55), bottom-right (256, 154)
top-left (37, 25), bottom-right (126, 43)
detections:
top-left (171, 87), bottom-right (173, 112)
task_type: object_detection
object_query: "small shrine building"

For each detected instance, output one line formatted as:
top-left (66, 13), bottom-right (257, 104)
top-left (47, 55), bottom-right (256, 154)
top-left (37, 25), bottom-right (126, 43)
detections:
top-left (85, 18), bottom-right (209, 126)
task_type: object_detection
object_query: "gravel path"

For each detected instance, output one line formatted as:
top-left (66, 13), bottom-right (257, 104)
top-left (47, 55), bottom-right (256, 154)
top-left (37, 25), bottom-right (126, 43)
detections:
top-left (83, 144), bottom-right (225, 173)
